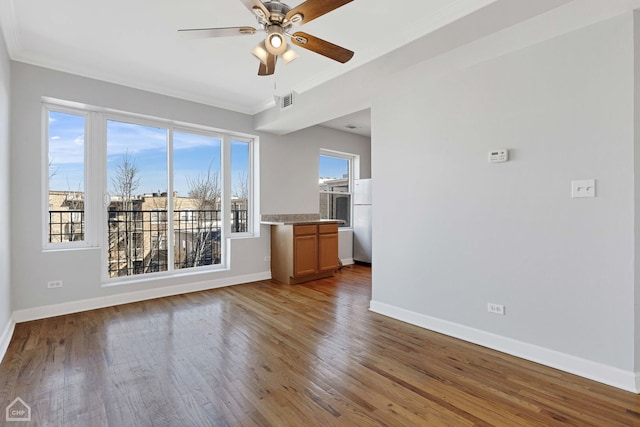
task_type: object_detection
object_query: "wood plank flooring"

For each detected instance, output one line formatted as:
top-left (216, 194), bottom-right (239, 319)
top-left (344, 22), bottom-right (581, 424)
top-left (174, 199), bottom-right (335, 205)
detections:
top-left (1, 265), bottom-right (639, 426)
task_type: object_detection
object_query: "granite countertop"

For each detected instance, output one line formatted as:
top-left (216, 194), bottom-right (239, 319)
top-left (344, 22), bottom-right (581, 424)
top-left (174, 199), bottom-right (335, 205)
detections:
top-left (260, 213), bottom-right (343, 225)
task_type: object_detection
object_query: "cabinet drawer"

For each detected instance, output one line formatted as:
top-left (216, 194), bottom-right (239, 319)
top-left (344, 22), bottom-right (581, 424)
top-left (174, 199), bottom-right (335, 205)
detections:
top-left (294, 225), bottom-right (317, 236)
top-left (318, 223), bottom-right (338, 234)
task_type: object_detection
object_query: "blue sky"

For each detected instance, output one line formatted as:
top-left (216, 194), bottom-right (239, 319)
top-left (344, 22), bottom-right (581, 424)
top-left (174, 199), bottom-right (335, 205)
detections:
top-left (48, 111), bottom-right (85, 193)
top-left (49, 112), bottom-right (249, 197)
top-left (319, 155), bottom-right (349, 180)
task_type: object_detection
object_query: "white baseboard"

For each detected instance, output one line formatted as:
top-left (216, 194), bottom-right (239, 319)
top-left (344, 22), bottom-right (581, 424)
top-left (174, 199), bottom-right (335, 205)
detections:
top-left (13, 271), bottom-right (272, 323)
top-left (369, 300), bottom-right (639, 394)
top-left (0, 315), bottom-right (16, 364)
top-left (340, 258), bottom-right (355, 266)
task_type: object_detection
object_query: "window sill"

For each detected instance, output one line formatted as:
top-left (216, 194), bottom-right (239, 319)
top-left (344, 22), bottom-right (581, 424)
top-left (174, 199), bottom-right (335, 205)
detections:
top-left (43, 245), bottom-right (100, 253)
top-left (102, 264), bottom-right (229, 288)
top-left (230, 232), bottom-right (258, 239)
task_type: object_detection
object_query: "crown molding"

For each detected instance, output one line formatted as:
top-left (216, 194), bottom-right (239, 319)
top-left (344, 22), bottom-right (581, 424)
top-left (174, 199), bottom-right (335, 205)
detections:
top-left (12, 50), bottom-right (261, 115)
top-left (0, 0), bottom-right (22, 57)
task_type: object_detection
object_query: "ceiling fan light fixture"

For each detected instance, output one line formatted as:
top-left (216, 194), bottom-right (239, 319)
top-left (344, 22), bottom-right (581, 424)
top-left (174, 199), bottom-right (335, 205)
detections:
top-left (265, 26), bottom-right (287, 55)
top-left (270, 33), bottom-right (283, 49)
top-left (281, 47), bottom-right (298, 64)
top-left (251, 41), bottom-right (269, 65)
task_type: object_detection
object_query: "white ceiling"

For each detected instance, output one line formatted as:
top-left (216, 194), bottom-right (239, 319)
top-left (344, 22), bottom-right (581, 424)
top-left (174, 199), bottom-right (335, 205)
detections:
top-left (1, 0), bottom-right (604, 136)
top-left (0, 0), bottom-right (497, 113)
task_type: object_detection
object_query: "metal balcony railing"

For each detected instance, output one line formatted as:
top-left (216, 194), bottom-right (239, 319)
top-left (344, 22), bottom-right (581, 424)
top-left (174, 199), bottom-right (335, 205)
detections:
top-left (48, 209), bottom-right (248, 277)
top-left (232, 209), bottom-right (248, 233)
top-left (48, 210), bottom-right (85, 243)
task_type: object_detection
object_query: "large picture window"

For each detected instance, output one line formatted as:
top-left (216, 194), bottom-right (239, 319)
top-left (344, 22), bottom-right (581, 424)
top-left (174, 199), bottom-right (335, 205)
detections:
top-left (43, 100), bottom-right (256, 282)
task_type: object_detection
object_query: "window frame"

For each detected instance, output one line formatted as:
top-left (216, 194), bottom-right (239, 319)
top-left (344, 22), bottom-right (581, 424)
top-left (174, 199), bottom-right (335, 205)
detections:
top-left (229, 137), bottom-right (254, 237)
top-left (42, 103), bottom-right (95, 250)
top-left (319, 149), bottom-right (360, 229)
top-left (100, 113), bottom-right (254, 283)
top-left (42, 98), bottom-right (257, 285)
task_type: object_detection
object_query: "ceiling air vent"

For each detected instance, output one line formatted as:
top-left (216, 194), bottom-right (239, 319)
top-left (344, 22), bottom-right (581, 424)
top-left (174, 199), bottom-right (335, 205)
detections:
top-left (280, 92), bottom-right (295, 110)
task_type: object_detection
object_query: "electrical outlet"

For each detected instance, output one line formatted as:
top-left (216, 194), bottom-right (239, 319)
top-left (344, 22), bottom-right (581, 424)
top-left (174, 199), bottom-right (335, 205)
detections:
top-left (488, 303), bottom-right (505, 315)
top-left (47, 280), bottom-right (63, 289)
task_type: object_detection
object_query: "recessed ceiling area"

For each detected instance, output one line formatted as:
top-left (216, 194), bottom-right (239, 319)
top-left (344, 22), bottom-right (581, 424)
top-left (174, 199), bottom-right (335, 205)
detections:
top-left (321, 109), bottom-right (370, 137)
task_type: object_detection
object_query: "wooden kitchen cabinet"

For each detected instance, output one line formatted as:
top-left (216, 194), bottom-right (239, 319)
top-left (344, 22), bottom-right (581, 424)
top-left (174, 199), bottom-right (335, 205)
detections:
top-left (293, 225), bottom-right (318, 277)
top-left (271, 222), bottom-right (339, 284)
top-left (318, 224), bottom-right (339, 273)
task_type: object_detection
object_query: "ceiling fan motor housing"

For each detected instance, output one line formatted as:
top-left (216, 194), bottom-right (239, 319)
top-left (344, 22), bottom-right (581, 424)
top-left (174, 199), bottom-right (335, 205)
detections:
top-left (261, 1), bottom-right (292, 25)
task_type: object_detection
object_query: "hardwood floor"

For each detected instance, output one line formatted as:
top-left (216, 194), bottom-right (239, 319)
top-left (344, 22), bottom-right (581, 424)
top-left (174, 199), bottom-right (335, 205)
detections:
top-left (1, 265), bottom-right (639, 426)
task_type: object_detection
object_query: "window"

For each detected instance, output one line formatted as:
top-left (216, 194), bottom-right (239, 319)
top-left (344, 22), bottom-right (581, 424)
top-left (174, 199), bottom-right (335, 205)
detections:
top-left (105, 121), bottom-right (230, 278)
top-left (173, 131), bottom-right (222, 270)
top-left (43, 99), bottom-right (256, 282)
top-left (150, 210), bottom-right (168, 224)
top-left (106, 120), bottom-right (168, 278)
top-left (231, 140), bottom-right (251, 233)
top-left (46, 108), bottom-right (87, 247)
top-left (319, 150), bottom-right (357, 228)
top-left (180, 209), bottom-right (195, 221)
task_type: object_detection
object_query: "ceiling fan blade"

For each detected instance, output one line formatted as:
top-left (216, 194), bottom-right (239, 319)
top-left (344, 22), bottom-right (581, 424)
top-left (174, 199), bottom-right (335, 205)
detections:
top-left (239, 0), bottom-right (271, 20)
top-left (258, 53), bottom-right (277, 76)
top-left (178, 27), bottom-right (257, 39)
top-left (286, 0), bottom-right (353, 25)
top-left (290, 32), bottom-right (354, 63)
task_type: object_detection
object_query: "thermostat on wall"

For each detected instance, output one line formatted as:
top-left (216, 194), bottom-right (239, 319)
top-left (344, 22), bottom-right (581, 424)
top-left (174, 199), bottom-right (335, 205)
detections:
top-left (488, 149), bottom-right (509, 163)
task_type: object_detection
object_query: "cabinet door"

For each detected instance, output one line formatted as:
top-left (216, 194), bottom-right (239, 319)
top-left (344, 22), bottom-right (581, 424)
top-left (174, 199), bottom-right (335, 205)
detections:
top-left (294, 234), bottom-right (318, 277)
top-left (318, 232), bottom-right (339, 272)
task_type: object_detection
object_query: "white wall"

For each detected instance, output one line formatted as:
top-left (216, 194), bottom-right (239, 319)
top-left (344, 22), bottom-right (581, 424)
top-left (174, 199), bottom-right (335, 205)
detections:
top-left (260, 125), bottom-right (371, 215)
top-left (0, 22), bottom-right (12, 361)
top-left (9, 62), bottom-right (370, 316)
top-left (371, 12), bottom-right (638, 391)
top-left (635, 10), bottom-right (640, 388)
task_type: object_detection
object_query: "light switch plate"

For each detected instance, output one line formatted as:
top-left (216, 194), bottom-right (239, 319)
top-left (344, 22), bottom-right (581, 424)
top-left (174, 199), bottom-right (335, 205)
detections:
top-left (571, 179), bottom-right (596, 198)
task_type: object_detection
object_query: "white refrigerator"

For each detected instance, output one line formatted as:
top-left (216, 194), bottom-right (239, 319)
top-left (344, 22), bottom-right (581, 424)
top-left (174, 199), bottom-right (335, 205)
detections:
top-left (353, 179), bottom-right (372, 264)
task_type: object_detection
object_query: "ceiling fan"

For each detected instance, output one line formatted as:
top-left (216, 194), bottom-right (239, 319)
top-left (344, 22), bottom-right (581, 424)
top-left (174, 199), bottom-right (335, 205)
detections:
top-left (178, 0), bottom-right (355, 76)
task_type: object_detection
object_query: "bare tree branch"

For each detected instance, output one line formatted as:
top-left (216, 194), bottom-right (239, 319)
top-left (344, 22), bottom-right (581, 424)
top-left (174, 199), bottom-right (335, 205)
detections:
top-left (184, 163), bottom-right (220, 267)
top-left (48, 158), bottom-right (59, 180)
top-left (110, 151), bottom-right (142, 276)
top-left (233, 170), bottom-right (249, 200)
top-left (186, 165), bottom-right (221, 210)
top-left (111, 151), bottom-right (141, 211)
